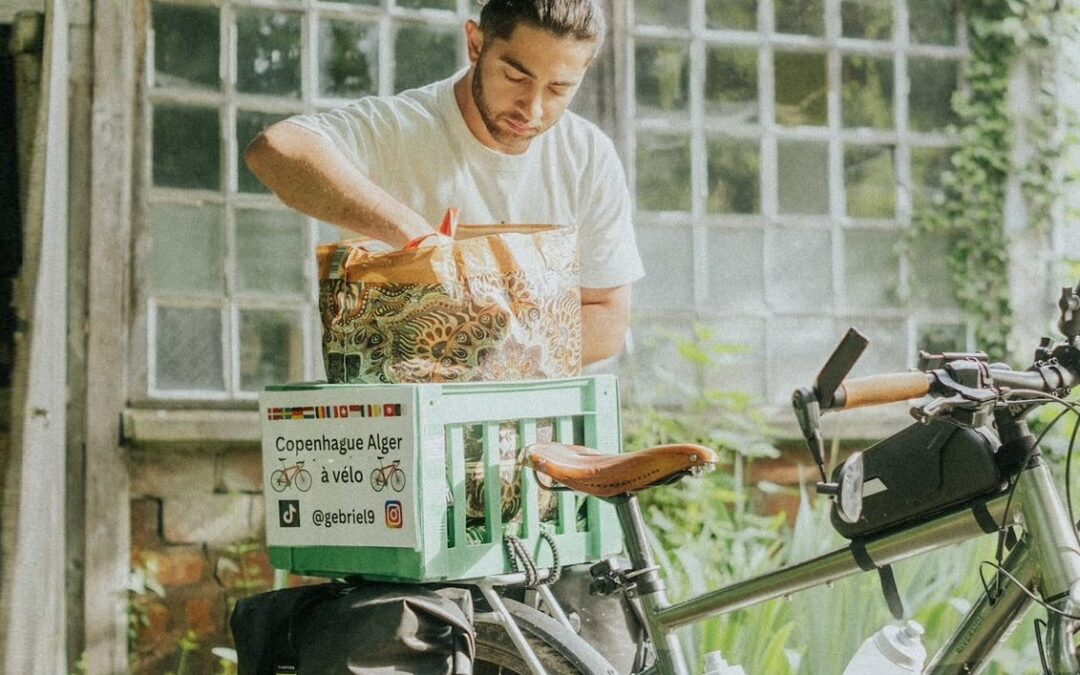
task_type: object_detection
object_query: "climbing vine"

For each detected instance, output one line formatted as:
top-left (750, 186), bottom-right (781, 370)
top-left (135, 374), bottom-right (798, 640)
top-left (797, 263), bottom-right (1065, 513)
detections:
top-left (914, 0), bottom-right (1080, 360)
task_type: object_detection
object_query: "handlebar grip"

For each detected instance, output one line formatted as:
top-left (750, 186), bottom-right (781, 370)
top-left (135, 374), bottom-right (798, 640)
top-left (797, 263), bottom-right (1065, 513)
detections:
top-left (835, 372), bottom-right (934, 410)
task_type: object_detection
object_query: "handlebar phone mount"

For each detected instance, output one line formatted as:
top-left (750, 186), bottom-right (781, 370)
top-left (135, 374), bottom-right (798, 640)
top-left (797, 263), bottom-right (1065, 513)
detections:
top-left (792, 328), bottom-right (869, 522)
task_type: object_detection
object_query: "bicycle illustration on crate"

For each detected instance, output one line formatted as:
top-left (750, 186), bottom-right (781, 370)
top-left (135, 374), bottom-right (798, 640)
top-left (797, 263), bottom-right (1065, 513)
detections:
top-left (372, 458), bottom-right (406, 493)
top-left (269, 459), bottom-right (312, 493)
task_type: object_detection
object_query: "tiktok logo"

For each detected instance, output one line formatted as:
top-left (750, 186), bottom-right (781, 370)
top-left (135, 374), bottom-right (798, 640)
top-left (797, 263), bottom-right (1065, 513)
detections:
top-left (279, 500), bottom-right (300, 528)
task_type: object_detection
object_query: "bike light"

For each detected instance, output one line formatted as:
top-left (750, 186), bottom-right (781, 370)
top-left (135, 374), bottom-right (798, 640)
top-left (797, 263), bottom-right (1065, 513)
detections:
top-left (837, 452), bottom-right (865, 524)
top-left (817, 451), bottom-right (865, 524)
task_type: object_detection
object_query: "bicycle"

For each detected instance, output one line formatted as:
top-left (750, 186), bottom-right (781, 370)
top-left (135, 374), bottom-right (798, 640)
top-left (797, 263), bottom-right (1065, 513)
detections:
top-left (269, 459), bottom-right (312, 493)
top-left (372, 457), bottom-right (407, 493)
top-left (458, 280), bottom-right (1080, 675)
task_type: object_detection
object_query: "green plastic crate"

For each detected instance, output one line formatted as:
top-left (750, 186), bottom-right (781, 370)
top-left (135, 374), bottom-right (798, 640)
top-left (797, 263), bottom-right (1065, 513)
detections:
top-left (260, 375), bottom-right (624, 582)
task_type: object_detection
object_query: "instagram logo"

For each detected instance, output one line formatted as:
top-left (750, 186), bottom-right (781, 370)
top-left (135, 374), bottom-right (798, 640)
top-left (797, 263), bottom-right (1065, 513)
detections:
top-left (385, 500), bottom-right (404, 529)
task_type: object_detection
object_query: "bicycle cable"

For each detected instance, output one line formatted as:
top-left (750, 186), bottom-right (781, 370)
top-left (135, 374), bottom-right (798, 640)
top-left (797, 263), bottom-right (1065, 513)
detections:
top-left (987, 391), bottom-right (1080, 599)
top-left (977, 560), bottom-right (1080, 621)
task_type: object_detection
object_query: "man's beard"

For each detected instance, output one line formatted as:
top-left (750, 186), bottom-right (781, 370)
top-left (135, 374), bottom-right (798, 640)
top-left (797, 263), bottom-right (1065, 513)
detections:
top-left (472, 61), bottom-right (535, 151)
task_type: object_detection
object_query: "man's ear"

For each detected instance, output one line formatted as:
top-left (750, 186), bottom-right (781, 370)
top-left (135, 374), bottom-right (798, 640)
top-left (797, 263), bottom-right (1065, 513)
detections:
top-left (465, 20), bottom-right (484, 64)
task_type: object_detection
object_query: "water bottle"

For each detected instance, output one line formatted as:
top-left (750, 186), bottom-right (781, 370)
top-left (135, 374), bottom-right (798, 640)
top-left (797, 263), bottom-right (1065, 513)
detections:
top-left (702, 650), bottom-right (748, 675)
top-left (842, 620), bottom-right (927, 675)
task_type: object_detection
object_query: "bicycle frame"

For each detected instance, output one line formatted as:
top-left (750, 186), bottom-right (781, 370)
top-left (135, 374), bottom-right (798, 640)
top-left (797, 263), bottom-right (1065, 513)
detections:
top-left (477, 422), bottom-right (1080, 675)
top-left (619, 447), bottom-right (1080, 674)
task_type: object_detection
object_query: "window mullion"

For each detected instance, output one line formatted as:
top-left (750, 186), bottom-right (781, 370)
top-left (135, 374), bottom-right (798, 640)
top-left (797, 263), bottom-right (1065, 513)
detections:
top-left (222, 2), bottom-right (239, 396)
top-left (825, 0), bottom-right (844, 314)
top-left (690, 0), bottom-right (707, 315)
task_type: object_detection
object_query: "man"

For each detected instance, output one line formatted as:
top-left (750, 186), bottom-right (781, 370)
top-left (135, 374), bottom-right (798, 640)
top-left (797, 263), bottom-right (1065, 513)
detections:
top-left (245, 0), bottom-right (644, 366)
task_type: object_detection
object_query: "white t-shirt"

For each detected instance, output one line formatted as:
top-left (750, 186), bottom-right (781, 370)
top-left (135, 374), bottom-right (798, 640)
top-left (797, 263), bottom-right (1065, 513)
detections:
top-left (287, 72), bottom-right (645, 289)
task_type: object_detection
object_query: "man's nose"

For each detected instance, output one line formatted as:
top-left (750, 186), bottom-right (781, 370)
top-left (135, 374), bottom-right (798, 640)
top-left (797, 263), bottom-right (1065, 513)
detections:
top-left (519, 89), bottom-right (543, 123)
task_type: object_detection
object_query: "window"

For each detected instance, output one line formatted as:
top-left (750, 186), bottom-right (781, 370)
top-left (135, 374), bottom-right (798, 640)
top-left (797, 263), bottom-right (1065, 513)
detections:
top-left (623, 0), bottom-right (969, 404)
top-left (139, 0), bottom-right (471, 401)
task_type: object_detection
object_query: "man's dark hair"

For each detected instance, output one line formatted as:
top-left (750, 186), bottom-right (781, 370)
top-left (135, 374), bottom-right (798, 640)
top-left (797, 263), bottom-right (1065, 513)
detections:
top-left (479, 0), bottom-right (605, 47)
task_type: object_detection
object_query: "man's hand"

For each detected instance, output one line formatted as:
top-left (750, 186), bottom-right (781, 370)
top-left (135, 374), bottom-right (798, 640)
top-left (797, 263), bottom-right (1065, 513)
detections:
top-left (581, 285), bottom-right (632, 365)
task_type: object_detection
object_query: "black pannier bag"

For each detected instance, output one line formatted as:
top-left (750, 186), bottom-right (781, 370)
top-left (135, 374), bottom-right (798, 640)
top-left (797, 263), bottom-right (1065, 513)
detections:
top-left (230, 582), bottom-right (475, 675)
top-left (831, 420), bottom-right (1005, 539)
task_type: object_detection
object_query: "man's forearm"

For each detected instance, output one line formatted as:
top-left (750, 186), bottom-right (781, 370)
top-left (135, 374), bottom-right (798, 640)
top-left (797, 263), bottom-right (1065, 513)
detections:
top-left (580, 285), bottom-right (632, 365)
top-left (245, 123), bottom-right (433, 248)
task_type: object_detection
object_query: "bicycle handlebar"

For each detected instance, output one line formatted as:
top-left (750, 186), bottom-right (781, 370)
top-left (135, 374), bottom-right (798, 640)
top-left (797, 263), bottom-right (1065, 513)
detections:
top-left (831, 372), bottom-right (934, 410)
top-left (824, 362), bottom-right (1080, 412)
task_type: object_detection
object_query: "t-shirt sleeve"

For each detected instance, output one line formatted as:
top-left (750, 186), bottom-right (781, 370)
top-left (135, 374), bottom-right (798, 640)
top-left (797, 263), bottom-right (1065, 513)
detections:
top-left (577, 136), bottom-right (646, 289)
top-left (284, 101), bottom-right (393, 177)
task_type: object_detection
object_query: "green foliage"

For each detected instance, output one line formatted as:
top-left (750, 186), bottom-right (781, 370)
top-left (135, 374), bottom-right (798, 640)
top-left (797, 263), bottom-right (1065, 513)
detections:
top-left (626, 329), bottom-right (1056, 672)
top-left (915, 0), bottom-right (1080, 360)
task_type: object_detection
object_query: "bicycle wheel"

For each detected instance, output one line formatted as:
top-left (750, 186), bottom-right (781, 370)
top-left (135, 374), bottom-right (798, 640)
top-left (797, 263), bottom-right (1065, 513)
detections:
top-left (269, 469), bottom-right (288, 493)
top-left (372, 470), bottom-right (387, 492)
top-left (294, 469), bottom-right (313, 492)
top-left (473, 599), bottom-right (615, 675)
top-left (390, 468), bottom-right (406, 492)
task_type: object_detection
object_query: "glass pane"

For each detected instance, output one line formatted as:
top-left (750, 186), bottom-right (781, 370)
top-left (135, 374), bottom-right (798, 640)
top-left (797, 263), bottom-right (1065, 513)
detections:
top-left (706, 138), bottom-right (760, 214)
top-left (775, 0), bottom-right (823, 36)
top-left (705, 47), bottom-right (757, 124)
top-left (235, 209), bottom-right (307, 294)
top-left (917, 323), bottom-right (967, 354)
top-left (910, 0), bottom-right (958, 45)
top-left (700, 318), bottom-right (766, 398)
top-left (777, 140), bottom-right (829, 215)
top-left (319, 20), bottom-right (379, 99)
top-left (767, 317), bottom-right (835, 403)
top-left (633, 225), bottom-right (694, 310)
top-left (844, 145), bottom-right (896, 219)
top-left (155, 306), bottom-right (225, 391)
top-left (1060, 221), bottom-right (1080, 257)
top-left (706, 0), bottom-right (756, 30)
top-left (624, 320), bottom-right (698, 408)
top-left (705, 228), bottom-right (764, 312)
top-left (908, 233), bottom-right (958, 309)
top-left (635, 134), bottom-right (692, 212)
top-left (635, 0), bottom-right (689, 27)
top-left (635, 42), bottom-right (691, 117)
top-left (152, 3), bottom-right (219, 90)
top-left (909, 58), bottom-right (959, 132)
top-left (394, 26), bottom-right (458, 93)
top-left (841, 0), bottom-right (891, 40)
top-left (153, 104), bottom-right (220, 190)
top-left (766, 228), bottom-right (832, 312)
top-left (910, 146), bottom-right (952, 212)
top-left (774, 51), bottom-right (827, 126)
top-left (239, 310), bottom-right (304, 391)
top-left (149, 204), bottom-right (224, 293)
top-left (844, 228), bottom-right (900, 310)
top-left (847, 319), bottom-right (907, 376)
top-left (237, 111), bottom-right (289, 194)
top-left (236, 10), bottom-right (302, 97)
top-left (842, 55), bottom-right (893, 129)
top-left (397, 0), bottom-right (455, 8)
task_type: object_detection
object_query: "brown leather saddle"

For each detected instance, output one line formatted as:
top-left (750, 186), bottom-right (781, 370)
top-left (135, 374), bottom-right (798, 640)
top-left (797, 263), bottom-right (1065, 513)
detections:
top-left (523, 443), bottom-right (718, 499)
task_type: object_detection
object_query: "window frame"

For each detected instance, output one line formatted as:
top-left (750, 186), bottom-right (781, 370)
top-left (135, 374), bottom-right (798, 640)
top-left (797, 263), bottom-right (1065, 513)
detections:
top-left (616, 0), bottom-right (973, 405)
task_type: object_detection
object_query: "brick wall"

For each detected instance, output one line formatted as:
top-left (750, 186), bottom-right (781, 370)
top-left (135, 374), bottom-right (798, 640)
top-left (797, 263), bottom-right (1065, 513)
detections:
top-left (129, 443), bottom-right (280, 675)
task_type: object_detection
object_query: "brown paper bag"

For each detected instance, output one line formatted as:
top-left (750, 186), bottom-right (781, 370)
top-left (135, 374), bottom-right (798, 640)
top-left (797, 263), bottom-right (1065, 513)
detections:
top-left (317, 224), bottom-right (581, 384)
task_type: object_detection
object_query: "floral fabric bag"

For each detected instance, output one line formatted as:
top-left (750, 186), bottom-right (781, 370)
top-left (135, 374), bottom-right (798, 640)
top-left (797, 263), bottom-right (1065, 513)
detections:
top-left (317, 219), bottom-right (581, 384)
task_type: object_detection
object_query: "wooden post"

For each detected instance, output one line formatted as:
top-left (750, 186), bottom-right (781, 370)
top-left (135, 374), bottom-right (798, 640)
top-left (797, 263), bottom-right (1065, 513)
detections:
top-left (84, 0), bottom-right (134, 670)
top-left (0, 4), bottom-right (70, 673)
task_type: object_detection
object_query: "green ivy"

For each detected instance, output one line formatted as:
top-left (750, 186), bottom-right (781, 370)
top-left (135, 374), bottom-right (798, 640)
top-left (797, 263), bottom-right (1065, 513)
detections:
top-left (915, 0), bottom-right (1080, 360)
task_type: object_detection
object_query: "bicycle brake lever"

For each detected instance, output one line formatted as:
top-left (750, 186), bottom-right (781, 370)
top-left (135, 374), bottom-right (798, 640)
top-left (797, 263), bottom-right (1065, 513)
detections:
top-left (911, 394), bottom-right (992, 427)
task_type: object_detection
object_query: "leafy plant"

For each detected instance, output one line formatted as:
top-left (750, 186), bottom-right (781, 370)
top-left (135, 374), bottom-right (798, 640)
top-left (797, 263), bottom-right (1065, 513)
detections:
top-left (915, 0), bottom-right (1080, 360)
